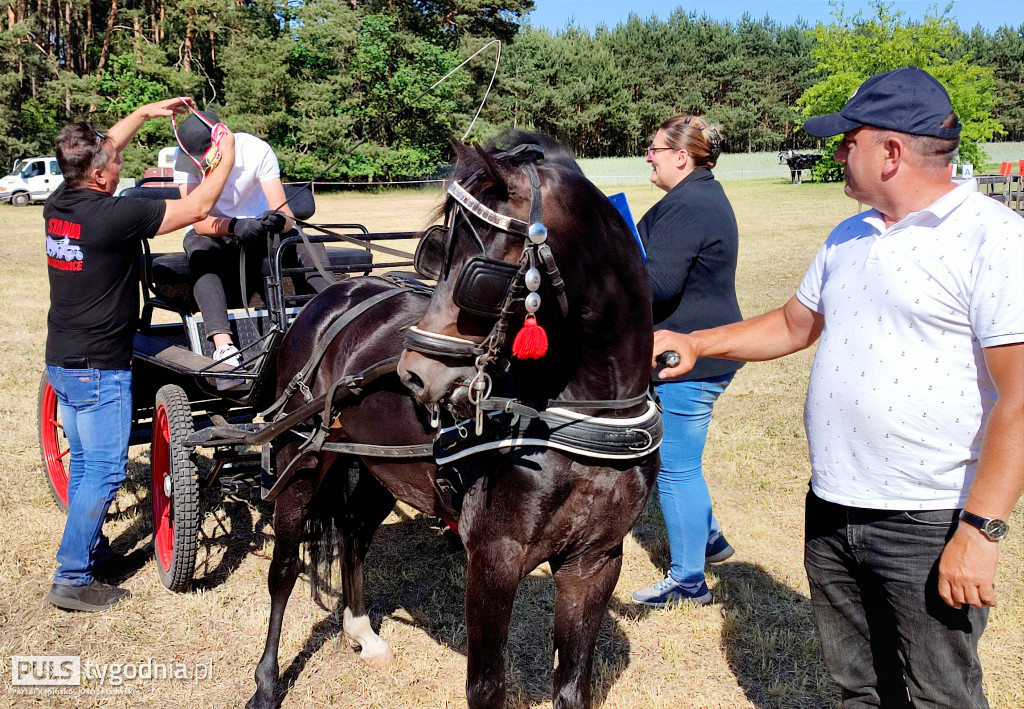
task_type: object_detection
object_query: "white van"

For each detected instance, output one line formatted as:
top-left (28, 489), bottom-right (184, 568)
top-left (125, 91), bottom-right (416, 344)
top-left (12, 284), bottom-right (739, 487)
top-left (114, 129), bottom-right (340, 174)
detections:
top-left (0, 157), bottom-right (64, 206)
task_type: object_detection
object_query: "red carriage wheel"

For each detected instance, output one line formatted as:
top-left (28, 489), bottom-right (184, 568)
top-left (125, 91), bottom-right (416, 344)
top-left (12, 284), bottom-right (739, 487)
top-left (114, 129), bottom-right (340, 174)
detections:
top-left (151, 384), bottom-right (200, 591)
top-left (37, 373), bottom-right (71, 513)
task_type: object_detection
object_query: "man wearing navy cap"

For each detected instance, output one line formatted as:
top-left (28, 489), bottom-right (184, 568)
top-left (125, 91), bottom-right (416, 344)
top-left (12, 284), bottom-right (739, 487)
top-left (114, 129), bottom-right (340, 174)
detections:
top-left (653, 67), bottom-right (1023, 706)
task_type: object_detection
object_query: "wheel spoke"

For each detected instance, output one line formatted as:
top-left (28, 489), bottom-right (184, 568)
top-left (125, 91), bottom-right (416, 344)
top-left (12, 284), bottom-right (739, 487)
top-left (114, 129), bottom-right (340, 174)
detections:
top-left (57, 447), bottom-right (70, 460)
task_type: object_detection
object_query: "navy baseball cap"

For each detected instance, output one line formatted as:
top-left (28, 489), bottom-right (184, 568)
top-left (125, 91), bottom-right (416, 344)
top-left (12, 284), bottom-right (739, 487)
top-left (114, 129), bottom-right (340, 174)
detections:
top-left (174, 110), bottom-right (222, 175)
top-left (803, 67), bottom-right (961, 139)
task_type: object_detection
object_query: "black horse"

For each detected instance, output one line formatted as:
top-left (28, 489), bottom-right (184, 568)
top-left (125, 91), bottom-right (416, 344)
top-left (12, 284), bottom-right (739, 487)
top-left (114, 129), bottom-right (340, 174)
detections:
top-left (248, 131), bottom-right (660, 709)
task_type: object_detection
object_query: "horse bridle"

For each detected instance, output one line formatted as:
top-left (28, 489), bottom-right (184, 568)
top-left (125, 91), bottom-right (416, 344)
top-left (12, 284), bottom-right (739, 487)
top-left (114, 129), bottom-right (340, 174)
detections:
top-left (404, 146), bottom-right (577, 431)
top-left (405, 146), bottom-right (569, 356)
top-left (404, 147), bottom-right (655, 438)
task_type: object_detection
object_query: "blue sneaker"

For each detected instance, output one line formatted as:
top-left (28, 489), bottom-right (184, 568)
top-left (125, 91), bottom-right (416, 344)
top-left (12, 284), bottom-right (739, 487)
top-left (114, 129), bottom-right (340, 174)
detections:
top-left (705, 534), bottom-right (735, 564)
top-left (631, 577), bottom-right (712, 607)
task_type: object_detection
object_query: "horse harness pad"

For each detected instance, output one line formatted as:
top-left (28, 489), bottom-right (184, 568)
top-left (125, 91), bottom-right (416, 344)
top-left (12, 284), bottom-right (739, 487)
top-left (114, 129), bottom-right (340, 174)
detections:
top-left (433, 398), bottom-right (663, 465)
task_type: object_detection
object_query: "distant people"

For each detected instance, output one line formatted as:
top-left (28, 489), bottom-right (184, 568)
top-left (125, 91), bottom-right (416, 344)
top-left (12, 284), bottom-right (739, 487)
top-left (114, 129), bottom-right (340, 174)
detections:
top-left (654, 67), bottom-right (1023, 706)
top-left (45, 98), bottom-right (235, 612)
top-left (631, 114), bottom-right (743, 608)
top-left (173, 109), bottom-right (331, 388)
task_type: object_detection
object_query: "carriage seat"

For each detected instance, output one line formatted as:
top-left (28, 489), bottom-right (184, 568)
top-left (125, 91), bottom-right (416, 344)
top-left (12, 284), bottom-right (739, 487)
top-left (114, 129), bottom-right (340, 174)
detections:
top-left (123, 181), bottom-right (373, 312)
top-left (147, 248), bottom-right (373, 313)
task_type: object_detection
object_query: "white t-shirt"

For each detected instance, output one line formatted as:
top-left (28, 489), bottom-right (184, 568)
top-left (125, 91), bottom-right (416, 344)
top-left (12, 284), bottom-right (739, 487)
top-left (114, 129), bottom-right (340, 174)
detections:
top-left (796, 180), bottom-right (1023, 510)
top-left (173, 133), bottom-right (280, 220)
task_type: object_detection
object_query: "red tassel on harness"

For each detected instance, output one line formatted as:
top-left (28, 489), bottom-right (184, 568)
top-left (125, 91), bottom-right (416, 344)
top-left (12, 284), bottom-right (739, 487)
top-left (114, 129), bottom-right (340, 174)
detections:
top-left (512, 315), bottom-right (548, 359)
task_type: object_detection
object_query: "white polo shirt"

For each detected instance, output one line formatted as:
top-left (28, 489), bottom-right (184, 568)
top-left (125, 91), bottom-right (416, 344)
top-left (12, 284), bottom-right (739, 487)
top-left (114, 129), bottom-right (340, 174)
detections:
top-left (173, 133), bottom-right (280, 220)
top-left (796, 180), bottom-right (1023, 510)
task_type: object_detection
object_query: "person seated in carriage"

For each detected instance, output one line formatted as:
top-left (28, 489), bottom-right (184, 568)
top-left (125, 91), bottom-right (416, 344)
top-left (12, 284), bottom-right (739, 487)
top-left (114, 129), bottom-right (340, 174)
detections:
top-left (172, 109), bottom-right (332, 389)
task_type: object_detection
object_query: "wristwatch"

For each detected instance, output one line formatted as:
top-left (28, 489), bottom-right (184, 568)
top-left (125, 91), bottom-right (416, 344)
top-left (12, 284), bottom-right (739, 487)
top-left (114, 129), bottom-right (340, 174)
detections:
top-left (958, 509), bottom-right (1009, 541)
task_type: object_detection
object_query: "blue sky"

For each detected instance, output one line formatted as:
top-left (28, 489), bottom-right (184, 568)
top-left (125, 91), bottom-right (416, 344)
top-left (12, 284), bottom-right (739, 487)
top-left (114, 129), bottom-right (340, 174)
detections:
top-left (528, 1), bottom-right (1024, 33)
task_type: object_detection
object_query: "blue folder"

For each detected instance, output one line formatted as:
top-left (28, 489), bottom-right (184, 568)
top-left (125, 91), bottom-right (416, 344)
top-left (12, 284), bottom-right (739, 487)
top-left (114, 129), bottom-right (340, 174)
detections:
top-left (607, 192), bottom-right (645, 261)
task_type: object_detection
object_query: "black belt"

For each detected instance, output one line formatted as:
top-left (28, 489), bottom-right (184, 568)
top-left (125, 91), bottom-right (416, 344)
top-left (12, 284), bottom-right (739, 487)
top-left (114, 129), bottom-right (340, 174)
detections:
top-left (61, 357), bottom-right (90, 369)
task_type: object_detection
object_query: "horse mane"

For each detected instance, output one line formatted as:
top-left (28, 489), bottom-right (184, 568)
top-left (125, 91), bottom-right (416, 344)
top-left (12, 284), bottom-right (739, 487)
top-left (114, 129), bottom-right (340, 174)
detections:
top-left (423, 131), bottom-right (582, 227)
top-left (464, 130), bottom-right (583, 177)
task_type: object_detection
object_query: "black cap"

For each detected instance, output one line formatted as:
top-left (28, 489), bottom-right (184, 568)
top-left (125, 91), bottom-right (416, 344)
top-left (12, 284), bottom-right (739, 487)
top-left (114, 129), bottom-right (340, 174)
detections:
top-left (803, 67), bottom-right (961, 139)
top-left (174, 110), bottom-right (221, 175)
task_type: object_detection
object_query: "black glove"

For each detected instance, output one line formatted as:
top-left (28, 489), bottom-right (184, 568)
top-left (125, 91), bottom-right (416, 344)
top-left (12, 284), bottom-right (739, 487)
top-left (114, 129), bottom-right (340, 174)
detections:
top-left (259, 210), bottom-right (288, 234)
top-left (229, 217), bottom-right (268, 246)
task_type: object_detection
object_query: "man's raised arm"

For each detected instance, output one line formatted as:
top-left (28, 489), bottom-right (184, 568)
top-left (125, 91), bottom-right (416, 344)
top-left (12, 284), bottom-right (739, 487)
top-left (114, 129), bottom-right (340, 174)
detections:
top-left (106, 97), bottom-right (194, 154)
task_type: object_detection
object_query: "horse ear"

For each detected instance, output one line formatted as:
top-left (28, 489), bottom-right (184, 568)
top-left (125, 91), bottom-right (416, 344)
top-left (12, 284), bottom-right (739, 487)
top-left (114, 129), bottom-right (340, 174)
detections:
top-left (473, 143), bottom-right (517, 199)
top-left (449, 134), bottom-right (468, 160)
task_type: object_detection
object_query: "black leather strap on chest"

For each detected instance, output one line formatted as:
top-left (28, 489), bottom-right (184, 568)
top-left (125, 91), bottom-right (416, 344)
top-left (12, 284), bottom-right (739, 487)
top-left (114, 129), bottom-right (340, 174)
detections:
top-left (432, 397), bottom-right (662, 465)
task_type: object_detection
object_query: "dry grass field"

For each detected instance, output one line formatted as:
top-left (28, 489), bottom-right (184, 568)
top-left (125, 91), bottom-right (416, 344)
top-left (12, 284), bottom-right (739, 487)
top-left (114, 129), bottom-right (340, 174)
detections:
top-left (1, 180), bottom-right (1021, 709)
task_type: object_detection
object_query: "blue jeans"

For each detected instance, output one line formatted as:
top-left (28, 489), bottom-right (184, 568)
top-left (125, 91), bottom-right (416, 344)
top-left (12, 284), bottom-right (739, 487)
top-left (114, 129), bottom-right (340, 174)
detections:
top-left (804, 491), bottom-right (989, 708)
top-left (655, 374), bottom-right (732, 586)
top-left (45, 366), bottom-right (132, 586)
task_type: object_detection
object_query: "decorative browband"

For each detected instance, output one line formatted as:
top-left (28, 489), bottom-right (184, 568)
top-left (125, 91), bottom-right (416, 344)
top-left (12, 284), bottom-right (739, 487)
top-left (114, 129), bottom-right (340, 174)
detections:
top-left (447, 181), bottom-right (528, 237)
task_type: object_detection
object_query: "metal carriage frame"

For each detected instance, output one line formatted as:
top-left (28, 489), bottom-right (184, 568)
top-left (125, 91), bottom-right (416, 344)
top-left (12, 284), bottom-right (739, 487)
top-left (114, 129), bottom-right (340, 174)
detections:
top-left (37, 179), bottom-right (417, 591)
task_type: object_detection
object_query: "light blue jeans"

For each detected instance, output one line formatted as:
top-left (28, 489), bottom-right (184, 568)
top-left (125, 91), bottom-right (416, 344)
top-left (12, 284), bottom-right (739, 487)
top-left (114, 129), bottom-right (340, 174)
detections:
top-left (655, 374), bottom-right (733, 587)
top-left (45, 366), bottom-right (132, 586)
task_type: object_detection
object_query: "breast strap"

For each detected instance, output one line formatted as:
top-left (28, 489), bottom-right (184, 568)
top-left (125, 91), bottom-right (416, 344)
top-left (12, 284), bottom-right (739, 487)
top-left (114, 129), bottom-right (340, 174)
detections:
top-left (433, 397), bottom-right (662, 465)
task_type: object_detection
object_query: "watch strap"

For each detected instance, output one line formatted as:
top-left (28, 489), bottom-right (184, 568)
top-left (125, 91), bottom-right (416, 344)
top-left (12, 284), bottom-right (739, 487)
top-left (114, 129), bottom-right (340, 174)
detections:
top-left (959, 509), bottom-right (1008, 540)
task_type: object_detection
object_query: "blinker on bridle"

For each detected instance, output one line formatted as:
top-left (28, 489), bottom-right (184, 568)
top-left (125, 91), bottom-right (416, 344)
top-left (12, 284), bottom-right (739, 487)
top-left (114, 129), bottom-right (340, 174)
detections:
top-left (407, 171), bottom-right (550, 352)
top-left (406, 145), bottom-right (571, 431)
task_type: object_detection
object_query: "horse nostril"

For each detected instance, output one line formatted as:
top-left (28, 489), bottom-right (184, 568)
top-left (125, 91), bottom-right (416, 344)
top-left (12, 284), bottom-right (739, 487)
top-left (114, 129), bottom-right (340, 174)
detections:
top-left (402, 369), bottom-right (425, 394)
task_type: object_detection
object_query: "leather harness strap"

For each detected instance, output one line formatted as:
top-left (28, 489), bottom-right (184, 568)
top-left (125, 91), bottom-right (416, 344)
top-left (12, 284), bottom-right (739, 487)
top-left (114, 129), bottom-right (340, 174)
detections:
top-left (261, 286), bottom-right (415, 419)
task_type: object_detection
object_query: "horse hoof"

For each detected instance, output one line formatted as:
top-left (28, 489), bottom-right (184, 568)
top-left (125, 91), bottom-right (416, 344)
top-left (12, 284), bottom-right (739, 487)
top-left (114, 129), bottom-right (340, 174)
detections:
top-left (361, 646), bottom-right (395, 668)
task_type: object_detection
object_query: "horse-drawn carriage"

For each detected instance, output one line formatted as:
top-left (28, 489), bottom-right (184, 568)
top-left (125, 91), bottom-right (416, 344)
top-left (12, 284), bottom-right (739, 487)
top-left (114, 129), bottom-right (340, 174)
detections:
top-left (37, 178), bottom-right (418, 590)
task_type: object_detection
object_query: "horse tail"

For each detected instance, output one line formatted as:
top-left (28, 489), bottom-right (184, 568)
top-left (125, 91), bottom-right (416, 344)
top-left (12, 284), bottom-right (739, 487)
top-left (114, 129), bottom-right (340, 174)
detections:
top-left (300, 461), bottom-right (349, 611)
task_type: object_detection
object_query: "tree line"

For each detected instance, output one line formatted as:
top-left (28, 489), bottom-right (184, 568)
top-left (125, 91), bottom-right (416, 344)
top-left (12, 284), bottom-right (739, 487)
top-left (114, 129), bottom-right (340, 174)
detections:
top-left (1, 0), bottom-right (1021, 181)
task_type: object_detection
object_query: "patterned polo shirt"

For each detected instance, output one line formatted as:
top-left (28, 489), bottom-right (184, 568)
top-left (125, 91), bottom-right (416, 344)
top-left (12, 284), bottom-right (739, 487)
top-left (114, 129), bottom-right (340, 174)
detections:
top-left (796, 179), bottom-right (1023, 510)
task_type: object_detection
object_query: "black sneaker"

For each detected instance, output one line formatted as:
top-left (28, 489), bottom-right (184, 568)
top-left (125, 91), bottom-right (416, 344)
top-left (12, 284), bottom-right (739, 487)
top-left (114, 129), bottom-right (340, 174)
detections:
top-left (46, 580), bottom-right (131, 612)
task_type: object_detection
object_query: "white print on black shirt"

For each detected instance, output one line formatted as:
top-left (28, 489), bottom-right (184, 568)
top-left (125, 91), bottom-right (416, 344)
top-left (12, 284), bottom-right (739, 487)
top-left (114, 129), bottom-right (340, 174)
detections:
top-left (46, 217), bottom-right (83, 271)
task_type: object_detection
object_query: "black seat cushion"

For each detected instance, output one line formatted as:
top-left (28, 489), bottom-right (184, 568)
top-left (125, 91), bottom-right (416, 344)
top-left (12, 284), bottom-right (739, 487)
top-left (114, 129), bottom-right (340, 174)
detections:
top-left (122, 185), bottom-right (182, 201)
top-left (146, 248), bottom-right (374, 313)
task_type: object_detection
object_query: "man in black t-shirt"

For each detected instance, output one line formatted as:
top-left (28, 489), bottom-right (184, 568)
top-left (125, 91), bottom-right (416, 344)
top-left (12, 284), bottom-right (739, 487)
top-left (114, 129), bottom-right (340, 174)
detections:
top-left (44, 98), bottom-right (236, 612)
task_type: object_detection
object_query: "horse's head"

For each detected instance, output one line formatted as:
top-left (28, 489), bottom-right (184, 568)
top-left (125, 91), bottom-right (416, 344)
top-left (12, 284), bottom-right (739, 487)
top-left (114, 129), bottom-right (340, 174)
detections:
top-left (398, 131), bottom-right (652, 408)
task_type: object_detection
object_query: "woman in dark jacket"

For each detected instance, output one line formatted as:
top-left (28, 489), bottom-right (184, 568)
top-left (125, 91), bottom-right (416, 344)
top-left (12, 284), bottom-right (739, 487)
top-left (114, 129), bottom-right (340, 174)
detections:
top-left (633, 114), bottom-right (743, 607)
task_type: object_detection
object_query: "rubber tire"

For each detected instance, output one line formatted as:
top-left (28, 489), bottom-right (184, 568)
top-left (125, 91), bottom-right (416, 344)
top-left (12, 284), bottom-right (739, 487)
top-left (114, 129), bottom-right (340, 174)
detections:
top-left (151, 384), bottom-right (199, 591)
top-left (37, 373), bottom-right (70, 513)
top-left (12, 192), bottom-right (29, 207)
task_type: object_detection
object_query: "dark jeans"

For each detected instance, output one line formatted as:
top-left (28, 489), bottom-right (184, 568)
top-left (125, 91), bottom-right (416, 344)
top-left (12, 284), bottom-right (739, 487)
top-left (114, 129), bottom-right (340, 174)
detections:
top-left (185, 229), bottom-right (332, 337)
top-left (804, 491), bottom-right (988, 708)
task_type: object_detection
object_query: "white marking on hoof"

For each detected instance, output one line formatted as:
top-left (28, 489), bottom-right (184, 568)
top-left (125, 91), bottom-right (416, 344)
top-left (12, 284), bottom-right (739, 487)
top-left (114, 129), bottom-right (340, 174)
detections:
top-left (343, 608), bottom-right (394, 666)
